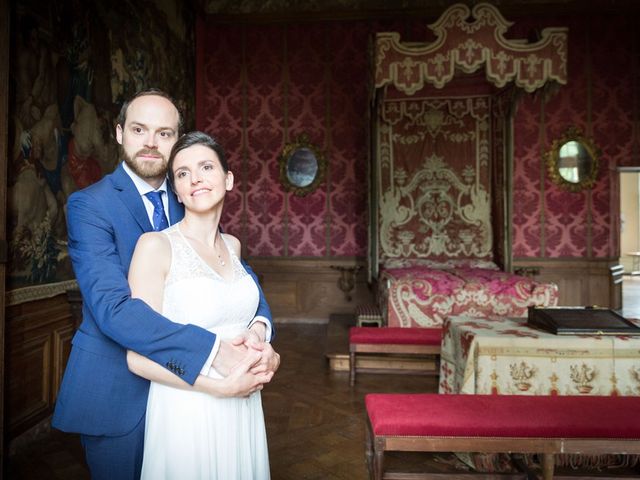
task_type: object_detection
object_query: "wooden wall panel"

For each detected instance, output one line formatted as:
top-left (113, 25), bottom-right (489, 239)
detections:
top-left (513, 258), bottom-right (620, 308)
top-left (250, 258), bottom-right (373, 322)
top-left (5, 294), bottom-right (75, 440)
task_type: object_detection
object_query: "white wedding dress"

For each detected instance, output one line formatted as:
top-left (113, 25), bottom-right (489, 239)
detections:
top-left (141, 224), bottom-right (270, 480)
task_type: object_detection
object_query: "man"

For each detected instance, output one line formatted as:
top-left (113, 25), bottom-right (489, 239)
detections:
top-left (52, 89), bottom-right (279, 479)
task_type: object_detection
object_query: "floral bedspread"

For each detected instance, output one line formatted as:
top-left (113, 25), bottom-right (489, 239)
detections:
top-left (439, 316), bottom-right (640, 396)
top-left (378, 265), bottom-right (559, 328)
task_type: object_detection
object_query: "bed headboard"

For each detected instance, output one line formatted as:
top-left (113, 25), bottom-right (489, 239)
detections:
top-left (376, 96), bottom-right (493, 264)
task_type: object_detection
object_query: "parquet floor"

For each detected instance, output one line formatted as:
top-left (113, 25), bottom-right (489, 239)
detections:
top-left (7, 278), bottom-right (640, 479)
top-left (7, 320), bottom-right (447, 480)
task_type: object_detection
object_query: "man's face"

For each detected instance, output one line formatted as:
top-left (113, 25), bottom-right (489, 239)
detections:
top-left (116, 95), bottom-right (180, 183)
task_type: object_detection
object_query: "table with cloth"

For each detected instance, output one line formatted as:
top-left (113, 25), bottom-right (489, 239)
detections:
top-left (438, 315), bottom-right (640, 472)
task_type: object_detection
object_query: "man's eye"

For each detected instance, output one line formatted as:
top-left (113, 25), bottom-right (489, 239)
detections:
top-left (133, 127), bottom-right (143, 134)
top-left (160, 131), bottom-right (173, 138)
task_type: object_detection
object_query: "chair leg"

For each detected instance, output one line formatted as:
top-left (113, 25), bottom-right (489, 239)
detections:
top-left (365, 422), bottom-right (374, 479)
top-left (349, 351), bottom-right (356, 386)
top-left (542, 453), bottom-right (554, 480)
top-left (373, 439), bottom-right (384, 480)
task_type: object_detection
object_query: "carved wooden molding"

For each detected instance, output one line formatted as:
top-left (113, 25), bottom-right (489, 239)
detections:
top-left (5, 280), bottom-right (78, 306)
top-left (375, 3), bottom-right (568, 94)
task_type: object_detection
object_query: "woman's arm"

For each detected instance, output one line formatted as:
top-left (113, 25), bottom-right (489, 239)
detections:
top-left (126, 232), bottom-right (272, 396)
top-left (127, 349), bottom-right (270, 397)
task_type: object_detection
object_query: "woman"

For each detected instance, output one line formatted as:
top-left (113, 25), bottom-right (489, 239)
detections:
top-left (126, 131), bottom-right (271, 479)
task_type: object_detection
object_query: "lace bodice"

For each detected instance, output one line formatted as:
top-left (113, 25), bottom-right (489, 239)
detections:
top-left (159, 223), bottom-right (259, 333)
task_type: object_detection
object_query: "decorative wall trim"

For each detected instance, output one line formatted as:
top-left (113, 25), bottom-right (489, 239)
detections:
top-left (6, 280), bottom-right (78, 307)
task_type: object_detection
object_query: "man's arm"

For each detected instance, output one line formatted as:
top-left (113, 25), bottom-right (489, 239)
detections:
top-left (126, 233), bottom-right (272, 395)
top-left (67, 190), bottom-right (214, 385)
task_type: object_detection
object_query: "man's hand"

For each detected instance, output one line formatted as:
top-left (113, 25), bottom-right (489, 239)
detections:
top-left (220, 350), bottom-right (273, 398)
top-left (231, 324), bottom-right (281, 376)
top-left (211, 339), bottom-right (249, 377)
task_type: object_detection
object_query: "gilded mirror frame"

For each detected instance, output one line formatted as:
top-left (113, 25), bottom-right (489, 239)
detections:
top-left (278, 134), bottom-right (326, 196)
top-left (546, 126), bottom-right (600, 192)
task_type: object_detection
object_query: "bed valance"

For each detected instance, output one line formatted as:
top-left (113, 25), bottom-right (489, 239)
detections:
top-left (374, 3), bottom-right (567, 95)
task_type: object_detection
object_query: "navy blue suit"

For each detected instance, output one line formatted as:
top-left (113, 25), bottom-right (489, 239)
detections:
top-left (52, 163), bottom-right (272, 478)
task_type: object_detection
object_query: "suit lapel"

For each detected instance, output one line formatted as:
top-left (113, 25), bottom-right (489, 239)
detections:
top-left (110, 163), bottom-right (153, 232)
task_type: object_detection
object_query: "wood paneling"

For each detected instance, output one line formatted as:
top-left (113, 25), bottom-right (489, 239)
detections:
top-left (5, 294), bottom-right (75, 440)
top-left (249, 258), bottom-right (374, 322)
top-left (513, 258), bottom-right (621, 308)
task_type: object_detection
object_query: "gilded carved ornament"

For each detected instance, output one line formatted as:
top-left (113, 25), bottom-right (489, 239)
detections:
top-left (546, 127), bottom-right (599, 193)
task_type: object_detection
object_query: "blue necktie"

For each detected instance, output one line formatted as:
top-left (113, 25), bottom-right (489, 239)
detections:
top-left (145, 191), bottom-right (169, 231)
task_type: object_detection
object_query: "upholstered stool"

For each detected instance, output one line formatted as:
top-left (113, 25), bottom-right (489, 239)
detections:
top-left (349, 327), bottom-right (441, 386)
top-left (356, 304), bottom-right (383, 327)
top-left (365, 393), bottom-right (640, 480)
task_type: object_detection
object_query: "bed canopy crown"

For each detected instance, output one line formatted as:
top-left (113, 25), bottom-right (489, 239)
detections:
top-left (374, 2), bottom-right (567, 95)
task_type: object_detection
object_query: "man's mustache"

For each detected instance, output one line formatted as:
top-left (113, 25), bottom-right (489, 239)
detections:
top-left (136, 148), bottom-right (165, 160)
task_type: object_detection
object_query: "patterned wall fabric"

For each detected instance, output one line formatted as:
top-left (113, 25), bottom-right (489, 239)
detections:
top-left (512, 15), bottom-right (638, 259)
top-left (196, 13), bottom-right (640, 260)
top-left (196, 21), bottom-right (370, 257)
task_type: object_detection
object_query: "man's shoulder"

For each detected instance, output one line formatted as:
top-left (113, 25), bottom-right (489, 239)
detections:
top-left (68, 167), bottom-right (121, 201)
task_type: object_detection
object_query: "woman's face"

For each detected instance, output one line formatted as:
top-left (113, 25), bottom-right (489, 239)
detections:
top-left (171, 144), bottom-right (233, 211)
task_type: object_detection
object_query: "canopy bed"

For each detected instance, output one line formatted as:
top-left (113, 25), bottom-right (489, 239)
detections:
top-left (369, 3), bottom-right (566, 328)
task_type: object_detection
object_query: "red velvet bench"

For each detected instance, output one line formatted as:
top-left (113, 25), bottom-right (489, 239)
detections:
top-left (349, 327), bottom-right (441, 386)
top-left (365, 393), bottom-right (640, 480)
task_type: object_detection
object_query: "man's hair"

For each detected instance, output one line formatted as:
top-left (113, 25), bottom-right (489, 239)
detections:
top-left (167, 131), bottom-right (228, 191)
top-left (116, 88), bottom-right (184, 133)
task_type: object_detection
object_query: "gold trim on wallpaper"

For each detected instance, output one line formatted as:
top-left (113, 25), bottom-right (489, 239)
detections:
top-left (6, 279), bottom-right (78, 306)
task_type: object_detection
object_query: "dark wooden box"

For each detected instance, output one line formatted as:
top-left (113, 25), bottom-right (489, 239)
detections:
top-left (527, 307), bottom-right (640, 335)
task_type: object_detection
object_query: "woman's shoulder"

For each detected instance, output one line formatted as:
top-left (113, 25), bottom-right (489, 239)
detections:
top-left (136, 231), bottom-right (171, 254)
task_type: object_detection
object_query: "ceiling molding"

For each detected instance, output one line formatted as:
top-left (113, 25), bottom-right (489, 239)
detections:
top-left (202, 0), bottom-right (640, 22)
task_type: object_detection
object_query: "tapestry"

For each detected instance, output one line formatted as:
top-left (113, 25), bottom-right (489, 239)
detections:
top-left (8, 0), bottom-right (195, 292)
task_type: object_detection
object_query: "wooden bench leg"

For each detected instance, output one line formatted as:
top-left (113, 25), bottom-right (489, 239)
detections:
top-left (373, 438), bottom-right (384, 480)
top-left (365, 422), bottom-right (374, 479)
top-left (349, 351), bottom-right (356, 386)
top-left (542, 453), bottom-right (554, 480)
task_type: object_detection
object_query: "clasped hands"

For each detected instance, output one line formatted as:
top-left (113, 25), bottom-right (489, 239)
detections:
top-left (212, 323), bottom-right (280, 398)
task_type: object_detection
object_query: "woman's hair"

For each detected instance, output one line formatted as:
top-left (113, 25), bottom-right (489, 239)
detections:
top-left (167, 131), bottom-right (228, 191)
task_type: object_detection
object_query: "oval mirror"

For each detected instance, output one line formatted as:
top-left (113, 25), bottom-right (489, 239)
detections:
top-left (546, 127), bottom-right (599, 192)
top-left (279, 134), bottom-right (326, 196)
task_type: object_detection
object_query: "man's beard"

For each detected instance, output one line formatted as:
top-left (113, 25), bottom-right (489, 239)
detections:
top-left (120, 145), bottom-right (168, 179)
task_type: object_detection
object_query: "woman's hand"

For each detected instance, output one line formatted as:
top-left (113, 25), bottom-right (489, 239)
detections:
top-left (221, 349), bottom-right (273, 397)
top-left (231, 327), bottom-right (281, 376)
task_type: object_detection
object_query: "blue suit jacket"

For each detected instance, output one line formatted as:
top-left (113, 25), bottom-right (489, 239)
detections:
top-left (52, 163), bottom-right (273, 436)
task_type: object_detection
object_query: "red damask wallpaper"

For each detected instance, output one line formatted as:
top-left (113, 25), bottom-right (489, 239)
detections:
top-left (197, 13), bottom-right (639, 260)
top-left (513, 15), bottom-right (638, 259)
top-left (197, 21), bottom-right (374, 257)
